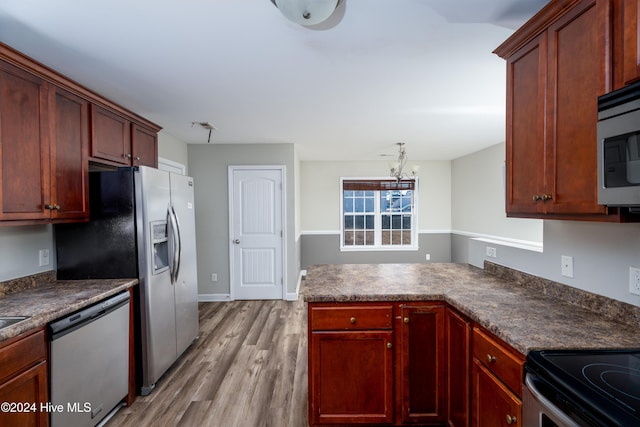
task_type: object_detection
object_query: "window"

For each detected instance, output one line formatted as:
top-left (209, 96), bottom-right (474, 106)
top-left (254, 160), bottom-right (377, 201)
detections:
top-left (341, 178), bottom-right (418, 250)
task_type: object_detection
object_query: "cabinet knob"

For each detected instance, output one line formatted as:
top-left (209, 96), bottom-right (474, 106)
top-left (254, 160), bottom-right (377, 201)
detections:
top-left (487, 354), bottom-right (496, 363)
top-left (45, 204), bottom-right (60, 210)
top-left (403, 317), bottom-right (409, 324)
top-left (532, 195), bottom-right (542, 201)
top-left (506, 414), bottom-right (517, 425)
top-left (124, 153), bottom-right (132, 159)
top-left (350, 317), bottom-right (356, 324)
top-left (135, 156), bottom-right (141, 161)
top-left (541, 194), bottom-right (552, 201)
top-left (386, 342), bottom-right (392, 349)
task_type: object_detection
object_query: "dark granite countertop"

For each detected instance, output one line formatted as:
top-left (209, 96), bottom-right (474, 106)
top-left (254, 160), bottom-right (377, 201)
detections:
top-left (303, 263), bottom-right (640, 355)
top-left (0, 272), bottom-right (137, 341)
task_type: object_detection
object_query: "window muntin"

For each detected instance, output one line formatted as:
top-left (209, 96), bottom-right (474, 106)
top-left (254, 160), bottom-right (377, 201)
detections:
top-left (341, 179), bottom-right (417, 250)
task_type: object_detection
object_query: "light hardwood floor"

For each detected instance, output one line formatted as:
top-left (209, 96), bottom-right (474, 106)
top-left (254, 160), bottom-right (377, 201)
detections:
top-left (107, 299), bottom-right (309, 427)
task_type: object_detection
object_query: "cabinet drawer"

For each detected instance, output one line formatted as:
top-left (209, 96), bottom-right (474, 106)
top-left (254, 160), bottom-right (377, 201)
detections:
top-left (0, 329), bottom-right (46, 384)
top-left (472, 327), bottom-right (524, 396)
top-left (310, 305), bottom-right (393, 331)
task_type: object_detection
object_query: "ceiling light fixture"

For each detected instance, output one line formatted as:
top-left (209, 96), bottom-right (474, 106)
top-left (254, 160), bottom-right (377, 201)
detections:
top-left (389, 142), bottom-right (419, 182)
top-left (192, 121), bottom-right (216, 143)
top-left (270, 0), bottom-right (343, 26)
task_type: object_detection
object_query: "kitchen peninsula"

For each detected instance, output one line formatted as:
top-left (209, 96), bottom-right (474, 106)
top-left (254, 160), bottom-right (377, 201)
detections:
top-left (303, 262), bottom-right (640, 426)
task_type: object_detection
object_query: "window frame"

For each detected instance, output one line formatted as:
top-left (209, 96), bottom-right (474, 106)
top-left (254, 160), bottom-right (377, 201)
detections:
top-left (339, 176), bottom-right (419, 252)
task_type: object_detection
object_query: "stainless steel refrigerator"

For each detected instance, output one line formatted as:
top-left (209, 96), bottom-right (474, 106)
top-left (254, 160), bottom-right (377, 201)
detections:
top-left (55, 166), bottom-right (199, 396)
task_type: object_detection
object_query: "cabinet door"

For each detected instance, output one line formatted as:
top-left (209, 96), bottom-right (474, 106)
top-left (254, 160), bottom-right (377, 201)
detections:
top-left (471, 360), bottom-right (521, 427)
top-left (446, 308), bottom-right (470, 427)
top-left (397, 303), bottom-right (445, 424)
top-left (309, 330), bottom-right (394, 425)
top-left (51, 87), bottom-right (89, 220)
top-left (544, 0), bottom-right (611, 215)
top-left (623, 0), bottom-right (640, 84)
top-left (90, 104), bottom-right (131, 165)
top-left (132, 123), bottom-right (158, 167)
top-left (505, 34), bottom-right (546, 216)
top-left (0, 362), bottom-right (49, 427)
top-left (0, 60), bottom-right (51, 221)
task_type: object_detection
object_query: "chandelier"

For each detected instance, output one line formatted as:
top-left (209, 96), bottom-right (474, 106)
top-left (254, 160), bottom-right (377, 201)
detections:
top-left (389, 143), bottom-right (419, 182)
top-left (270, 0), bottom-right (343, 26)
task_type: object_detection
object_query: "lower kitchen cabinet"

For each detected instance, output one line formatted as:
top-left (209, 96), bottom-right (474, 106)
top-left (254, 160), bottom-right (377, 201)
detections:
top-left (310, 330), bottom-right (394, 425)
top-left (397, 303), bottom-right (445, 424)
top-left (307, 302), bottom-right (445, 426)
top-left (0, 328), bottom-right (49, 427)
top-left (471, 327), bottom-right (524, 427)
top-left (446, 308), bottom-right (471, 427)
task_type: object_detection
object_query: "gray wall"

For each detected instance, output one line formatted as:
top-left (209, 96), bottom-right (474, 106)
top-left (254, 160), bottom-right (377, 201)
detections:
top-left (301, 232), bottom-right (451, 268)
top-left (188, 143), bottom-right (299, 299)
top-left (451, 143), bottom-right (640, 307)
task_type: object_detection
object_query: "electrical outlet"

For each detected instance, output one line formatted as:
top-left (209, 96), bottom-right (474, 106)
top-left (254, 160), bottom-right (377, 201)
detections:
top-left (561, 255), bottom-right (574, 278)
top-left (39, 249), bottom-right (50, 267)
top-left (425, 254), bottom-right (431, 261)
top-left (486, 247), bottom-right (497, 258)
top-left (211, 273), bottom-right (218, 282)
top-left (630, 267), bottom-right (640, 296)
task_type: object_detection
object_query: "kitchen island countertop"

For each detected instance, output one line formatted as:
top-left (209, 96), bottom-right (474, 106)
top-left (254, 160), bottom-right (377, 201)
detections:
top-left (0, 273), bottom-right (137, 341)
top-left (303, 263), bottom-right (640, 355)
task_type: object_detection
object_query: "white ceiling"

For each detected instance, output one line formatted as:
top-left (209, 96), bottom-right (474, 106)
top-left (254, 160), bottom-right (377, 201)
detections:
top-left (0, 0), bottom-right (548, 161)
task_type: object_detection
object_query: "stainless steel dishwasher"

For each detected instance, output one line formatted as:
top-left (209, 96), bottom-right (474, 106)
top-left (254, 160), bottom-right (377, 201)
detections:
top-left (49, 291), bottom-right (130, 427)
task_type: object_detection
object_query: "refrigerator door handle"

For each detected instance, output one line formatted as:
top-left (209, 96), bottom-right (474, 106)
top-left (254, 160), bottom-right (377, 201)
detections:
top-left (169, 205), bottom-right (182, 284)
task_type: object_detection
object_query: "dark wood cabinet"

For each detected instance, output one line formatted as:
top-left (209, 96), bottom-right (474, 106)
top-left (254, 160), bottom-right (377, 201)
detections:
top-left (90, 105), bottom-right (158, 168)
top-left (446, 308), bottom-right (471, 427)
top-left (622, 0), bottom-right (640, 85)
top-left (132, 123), bottom-right (158, 168)
top-left (308, 302), bottom-right (446, 426)
top-left (0, 60), bottom-right (51, 221)
top-left (495, 0), bottom-right (636, 221)
top-left (51, 87), bottom-right (89, 221)
top-left (308, 303), bottom-right (394, 425)
top-left (90, 104), bottom-right (131, 166)
top-left (471, 327), bottom-right (524, 427)
top-left (0, 42), bottom-right (160, 225)
top-left (396, 303), bottom-right (445, 424)
top-left (0, 328), bottom-right (49, 427)
top-left (0, 60), bottom-right (88, 223)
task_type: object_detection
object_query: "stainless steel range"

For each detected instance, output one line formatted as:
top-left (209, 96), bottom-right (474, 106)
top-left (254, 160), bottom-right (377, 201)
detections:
top-left (524, 349), bottom-right (640, 426)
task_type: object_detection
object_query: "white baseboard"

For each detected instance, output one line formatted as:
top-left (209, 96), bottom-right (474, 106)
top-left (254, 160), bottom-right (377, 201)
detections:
top-left (198, 293), bottom-right (232, 302)
top-left (285, 269), bottom-right (306, 301)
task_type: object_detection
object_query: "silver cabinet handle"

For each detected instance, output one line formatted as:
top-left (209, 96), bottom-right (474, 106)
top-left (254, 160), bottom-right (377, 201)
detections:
top-left (233, 239), bottom-right (240, 244)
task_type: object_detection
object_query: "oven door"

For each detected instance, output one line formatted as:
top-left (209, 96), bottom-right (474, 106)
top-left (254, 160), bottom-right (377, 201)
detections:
top-left (523, 373), bottom-right (584, 427)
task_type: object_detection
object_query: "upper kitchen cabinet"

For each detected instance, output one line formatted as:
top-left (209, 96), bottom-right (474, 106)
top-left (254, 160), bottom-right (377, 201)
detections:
top-left (0, 42), bottom-right (160, 224)
top-left (495, 0), bottom-right (636, 221)
top-left (90, 105), bottom-right (159, 168)
top-left (621, 0), bottom-right (640, 85)
top-left (0, 60), bottom-right (89, 223)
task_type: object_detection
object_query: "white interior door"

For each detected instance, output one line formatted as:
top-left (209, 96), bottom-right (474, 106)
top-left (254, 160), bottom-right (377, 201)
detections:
top-left (229, 166), bottom-right (285, 300)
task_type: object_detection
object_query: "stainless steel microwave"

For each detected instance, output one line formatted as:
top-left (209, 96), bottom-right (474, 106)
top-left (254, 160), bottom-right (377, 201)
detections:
top-left (597, 80), bottom-right (640, 210)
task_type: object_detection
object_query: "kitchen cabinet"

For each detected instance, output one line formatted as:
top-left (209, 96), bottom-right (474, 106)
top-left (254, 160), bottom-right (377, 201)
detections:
top-left (0, 60), bottom-right (88, 223)
top-left (90, 105), bottom-right (158, 168)
top-left (0, 42), bottom-right (160, 224)
top-left (0, 328), bottom-right (49, 427)
top-left (622, 0), bottom-right (640, 85)
top-left (308, 302), bottom-right (445, 426)
top-left (494, 0), bottom-right (635, 221)
top-left (446, 308), bottom-right (471, 427)
top-left (396, 303), bottom-right (445, 424)
top-left (471, 327), bottom-right (524, 427)
top-left (308, 303), bottom-right (394, 425)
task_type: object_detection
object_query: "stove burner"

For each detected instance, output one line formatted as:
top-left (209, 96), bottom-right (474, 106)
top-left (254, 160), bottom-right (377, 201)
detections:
top-left (582, 363), bottom-right (640, 412)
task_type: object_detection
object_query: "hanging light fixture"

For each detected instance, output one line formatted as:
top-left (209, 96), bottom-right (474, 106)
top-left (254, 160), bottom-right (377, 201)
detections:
top-left (389, 142), bottom-right (419, 182)
top-left (270, 0), bottom-right (343, 26)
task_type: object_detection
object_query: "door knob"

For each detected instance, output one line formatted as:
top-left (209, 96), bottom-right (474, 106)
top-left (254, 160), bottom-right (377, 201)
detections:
top-left (233, 239), bottom-right (240, 244)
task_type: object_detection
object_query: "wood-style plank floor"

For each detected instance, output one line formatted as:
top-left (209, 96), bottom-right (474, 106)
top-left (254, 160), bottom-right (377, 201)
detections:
top-left (107, 299), bottom-right (308, 427)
